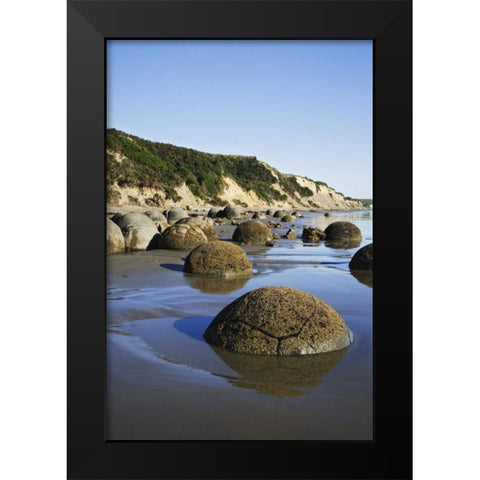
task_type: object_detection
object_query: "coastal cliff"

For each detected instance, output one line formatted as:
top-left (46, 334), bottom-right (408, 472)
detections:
top-left (106, 129), bottom-right (366, 210)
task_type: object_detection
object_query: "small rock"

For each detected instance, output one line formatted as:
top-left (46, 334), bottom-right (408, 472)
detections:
top-left (302, 226), bottom-right (326, 242)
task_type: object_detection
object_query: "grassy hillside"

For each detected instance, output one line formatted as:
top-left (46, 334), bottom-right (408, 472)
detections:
top-left (106, 129), bottom-right (349, 206)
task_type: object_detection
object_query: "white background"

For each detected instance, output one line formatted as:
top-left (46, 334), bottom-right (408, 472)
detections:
top-left (1, 0), bottom-right (479, 479)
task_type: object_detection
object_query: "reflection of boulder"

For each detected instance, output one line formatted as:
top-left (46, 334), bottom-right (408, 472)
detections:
top-left (185, 275), bottom-right (250, 294)
top-left (349, 243), bottom-right (373, 271)
top-left (210, 345), bottom-right (348, 398)
top-left (350, 269), bottom-right (373, 287)
top-left (204, 286), bottom-right (353, 355)
top-left (325, 238), bottom-right (361, 249)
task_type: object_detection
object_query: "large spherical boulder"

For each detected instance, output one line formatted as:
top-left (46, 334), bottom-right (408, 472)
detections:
top-left (220, 205), bottom-right (242, 219)
top-left (204, 286), bottom-right (353, 355)
top-left (349, 243), bottom-right (373, 271)
top-left (144, 210), bottom-right (167, 223)
top-left (273, 210), bottom-right (287, 218)
top-left (164, 207), bottom-right (188, 224)
top-left (113, 213), bottom-right (159, 250)
top-left (291, 210), bottom-right (303, 217)
top-left (208, 207), bottom-right (222, 218)
top-left (106, 218), bottom-right (125, 254)
top-left (124, 224), bottom-right (160, 251)
top-left (301, 226), bottom-right (326, 242)
top-left (252, 212), bottom-right (266, 220)
top-left (325, 221), bottom-right (362, 242)
top-left (232, 220), bottom-right (274, 246)
top-left (156, 224), bottom-right (208, 250)
top-left (144, 210), bottom-right (169, 232)
top-left (266, 208), bottom-right (276, 216)
top-left (114, 212), bottom-right (156, 230)
top-left (174, 216), bottom-right (218, 241)
top-left (281, 214), bottom-right (295, 222)
top-left (184, 241), bottom-right (252, 276)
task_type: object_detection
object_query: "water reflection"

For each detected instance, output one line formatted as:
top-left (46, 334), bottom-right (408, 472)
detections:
top-left (184, 274), bottom-right (251, 294)
top-left (209, 345), bottom-right (348, 398)
top-left (325, 238), bottom-right (361, 249)
top-left (350, 269), bottom-right (373, 287)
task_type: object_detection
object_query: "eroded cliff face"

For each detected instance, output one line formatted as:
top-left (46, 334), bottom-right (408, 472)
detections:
top-left (106, 129), bottom-right (366, 211)
top-left (108, 170), bottom-right (364, 210)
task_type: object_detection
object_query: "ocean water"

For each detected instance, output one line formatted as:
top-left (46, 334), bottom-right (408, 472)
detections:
top-left (106, 210), bottom-right (373, 440)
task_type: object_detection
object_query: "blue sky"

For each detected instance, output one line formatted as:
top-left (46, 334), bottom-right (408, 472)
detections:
top-left (107, 40), bottom-right (372, 199)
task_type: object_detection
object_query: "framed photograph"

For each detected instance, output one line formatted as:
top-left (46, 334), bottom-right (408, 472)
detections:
top-left (68, 0), bottom-right (411, 478)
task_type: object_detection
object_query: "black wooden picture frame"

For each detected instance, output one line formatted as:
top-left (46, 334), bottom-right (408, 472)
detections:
top-left (67, 1), bottom-right (412, 478)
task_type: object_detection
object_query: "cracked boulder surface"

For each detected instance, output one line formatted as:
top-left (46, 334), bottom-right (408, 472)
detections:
top-left (174, 216), bottom-right (218, 241)
top-left (203, 286), bottom-right (353, 355)
top-left (183, 241), bottom-right (252, 277)
top-left (232, 220), bottom-right (274, 246)
top-left (349, 243), bottom-right (373, 271)
top-left (324, 221), bottom-right (362, 242)
top-left (156, 224), bottom-right (208, 250)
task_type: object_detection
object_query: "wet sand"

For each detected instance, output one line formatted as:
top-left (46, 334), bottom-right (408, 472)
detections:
top-left (106, 210), bottom-right (373, 439)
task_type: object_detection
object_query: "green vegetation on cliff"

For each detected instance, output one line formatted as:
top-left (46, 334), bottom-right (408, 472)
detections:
top-left (106, 129), bottom-right (349, 205)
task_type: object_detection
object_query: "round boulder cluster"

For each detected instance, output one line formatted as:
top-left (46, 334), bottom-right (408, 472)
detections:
top-left (174, 216), bottom-right (218, 241)
top-left (203, 286), bottom-right (353, 355)
top-left (232, 220), bottom-right (274, 246)
top-left (349, 243), bottom-right (373, 271)
top-left (183, 241), bottom-right (252, 277)
top-left (156, 224), bottom-right (208, 250)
